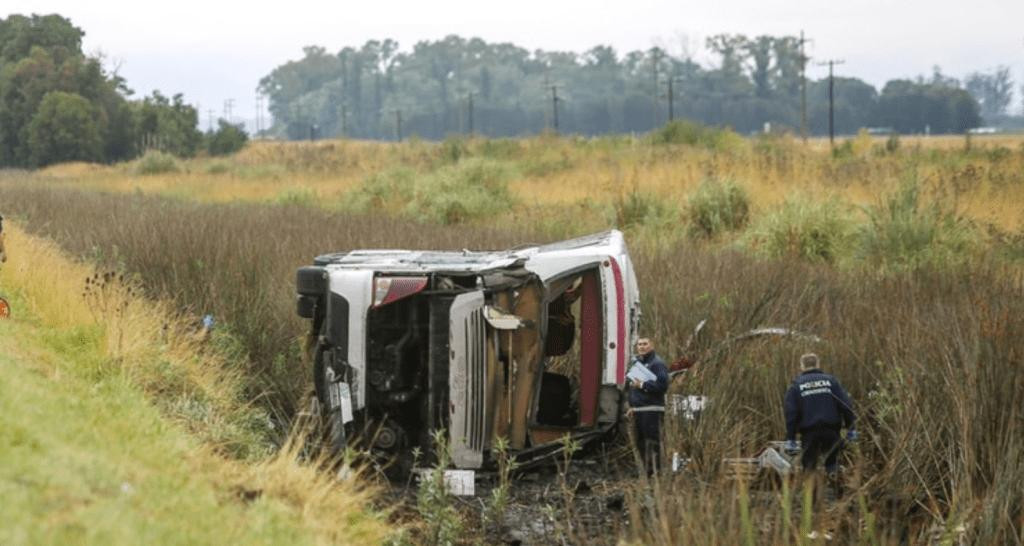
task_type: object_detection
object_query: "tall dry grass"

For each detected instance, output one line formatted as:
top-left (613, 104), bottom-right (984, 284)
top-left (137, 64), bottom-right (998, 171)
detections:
top-left (4, 130), bottom-right (1024, 541)
top-left (0, 184), bottom-right (540, 423)
top-left (634, 245), bottom-right (1024, 543)
top-left (31, 132), bottom-right (1024, 235)
top-left (2, 180), bottom-right (1022, 541)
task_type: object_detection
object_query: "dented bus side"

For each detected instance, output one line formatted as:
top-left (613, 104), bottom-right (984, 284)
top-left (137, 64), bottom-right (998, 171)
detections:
top-left (295, 231), bottom-right (640, 470)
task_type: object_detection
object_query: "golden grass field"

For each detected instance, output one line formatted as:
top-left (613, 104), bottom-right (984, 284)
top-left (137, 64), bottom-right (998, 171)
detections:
top-left (35, 132), bottom-right (1024, 234)
top-left (4, 129), bottom-right (1024, 543)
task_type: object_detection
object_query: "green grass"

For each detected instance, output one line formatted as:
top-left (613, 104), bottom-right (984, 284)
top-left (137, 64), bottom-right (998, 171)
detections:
top-left (0, 233), bottom-right (393, 544)
top-left (0, 316), bottom-right (316, 544)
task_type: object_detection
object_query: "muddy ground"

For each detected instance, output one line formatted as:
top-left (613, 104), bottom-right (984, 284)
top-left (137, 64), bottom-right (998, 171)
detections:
top-left (382, 442), bottom-right (646, 545)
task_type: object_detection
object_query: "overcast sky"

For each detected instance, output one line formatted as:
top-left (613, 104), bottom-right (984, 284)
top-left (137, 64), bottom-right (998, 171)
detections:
top-left (6, 0), bottom-right (1024, 129)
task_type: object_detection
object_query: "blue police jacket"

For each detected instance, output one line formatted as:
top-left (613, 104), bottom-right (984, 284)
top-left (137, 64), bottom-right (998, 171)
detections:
top-left (628, 351), bottom-right (669, 408)
top-left (784, 368), bottom-right (856, 441)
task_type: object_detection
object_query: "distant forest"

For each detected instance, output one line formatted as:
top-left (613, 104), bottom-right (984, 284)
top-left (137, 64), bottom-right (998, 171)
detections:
top-left (259, 35), bottom-right (1011, 140)
top-left (0, 14), bottom-right (245, 167)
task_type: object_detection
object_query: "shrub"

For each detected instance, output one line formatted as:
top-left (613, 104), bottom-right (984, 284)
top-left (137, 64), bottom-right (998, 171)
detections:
top-left (856, 181), bottom-right (978, 270)
top-left (134, 150), bottom-right (181, 175)
top-left (742, 196), bottom-right (854, 263)
top-left (204, 161), bottom-right (231, 175)
top-left (417, 430), bottom-right (463, 545)
top-left (650, 120), bottom-right (744, 151)
top-left (686, 178), bottom-right (751, 238)
top-left (612, 190), bottom-right (671, 229)
top-left (274, 187), bottom-right (317, 207)
top-left (206, 119), bottom-right (248, 156)
top-left (885, 133), bottom-right (901, 154)
top-left (519, 150), bottom-right (573, 177)
top-left (407, 158), bottom-right (515, 224)
top-left (478, 138), bottom-right (523, 159)
top-left (343, 167), bottom-right (416, 213)
top-left (439, 136), bottom-right (470, 164)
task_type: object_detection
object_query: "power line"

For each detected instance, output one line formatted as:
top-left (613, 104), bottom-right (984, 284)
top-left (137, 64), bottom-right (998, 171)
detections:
top-left (817, 59), bottom-right (846, 148)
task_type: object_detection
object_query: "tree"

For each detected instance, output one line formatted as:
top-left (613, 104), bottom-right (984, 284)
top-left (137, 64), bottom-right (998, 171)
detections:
top-left (744, 36), bottom-right (775, 98)
top-left (0, 14), bottom-right (83, 65)
top-left (965, 67), bottom-right (1013, 119)
top-left (706, 34), bottom-right (748, 76)
top-left (875, 78), bottom-right (980, 134)
top-left (27, 91), bottom-right (103, 165)
top-left (771, 36), bottom-right (802, 99)
top-left (257, 33), bottom-right (985, 139)
top-left (133, 91), bottom-right (202, 157)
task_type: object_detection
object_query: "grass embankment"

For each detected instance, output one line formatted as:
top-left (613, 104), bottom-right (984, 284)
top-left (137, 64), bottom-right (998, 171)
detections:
top-left (0, 225), bottom-right (393, 544)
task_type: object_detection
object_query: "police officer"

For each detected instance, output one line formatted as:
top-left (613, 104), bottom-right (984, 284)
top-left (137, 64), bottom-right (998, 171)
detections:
top-left (784, 353), bottom-right (857, 474)
top-left (628, 337), bottom-right (669, 474)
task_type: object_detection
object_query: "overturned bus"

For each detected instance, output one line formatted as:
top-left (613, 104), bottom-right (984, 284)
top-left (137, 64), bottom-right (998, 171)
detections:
top-left (295, 230), bottom-right (640, 470)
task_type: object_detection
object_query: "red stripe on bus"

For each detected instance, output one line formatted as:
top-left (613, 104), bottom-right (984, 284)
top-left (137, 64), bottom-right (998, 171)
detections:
top-left (609, 257), bottom-right (626, 384)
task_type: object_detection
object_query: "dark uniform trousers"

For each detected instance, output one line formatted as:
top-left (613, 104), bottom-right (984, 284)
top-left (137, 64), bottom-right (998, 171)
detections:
top-left (801, 425), bottom-right (842, 472)
top-left (634, 410), bottom-right (662, 473)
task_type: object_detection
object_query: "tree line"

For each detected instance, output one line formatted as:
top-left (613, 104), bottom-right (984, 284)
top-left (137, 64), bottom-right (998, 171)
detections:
top-left (259, 34), bottom-right (991, 141)
top-left (0, 14), bottom-right (246, 168)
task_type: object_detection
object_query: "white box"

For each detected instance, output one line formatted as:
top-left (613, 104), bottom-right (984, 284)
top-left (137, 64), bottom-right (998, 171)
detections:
top-left (417, 469), bottom-right (476, 496)
top-left (443, 470), bottom-right (475, 496)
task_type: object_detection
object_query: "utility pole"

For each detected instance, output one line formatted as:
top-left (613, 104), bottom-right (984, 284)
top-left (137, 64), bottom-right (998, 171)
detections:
top-left (664, 77), bottom-right (684, 122)
top-left (818, 59), bottom-right (845, 148)
top-left (395, 109), bottom-right (403, 142)
top-left (651, 48), bottom-right (664, 127)
top-left (254, 91), bottom-right (263, 135)
top-left (207, 109), bottom-right (215, 132)
top-left (467, 92), bottom-right (475, 135)
top-left (550, 85), bottom-right (560, 133)
top-left (223, 99), bottom-right (234, 123)
top-left (799, 31), bottom-right (812, 143)
top-left (340, 104), bottom-right (347, 138)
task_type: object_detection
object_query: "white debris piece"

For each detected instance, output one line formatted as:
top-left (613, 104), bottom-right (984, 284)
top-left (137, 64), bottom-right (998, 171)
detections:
top-left (417, 469), bottom-right (476, 496)
top-left (443, 470), bottom-right (475, 496)
top-left (669, 394), bottom-right (708, 420)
